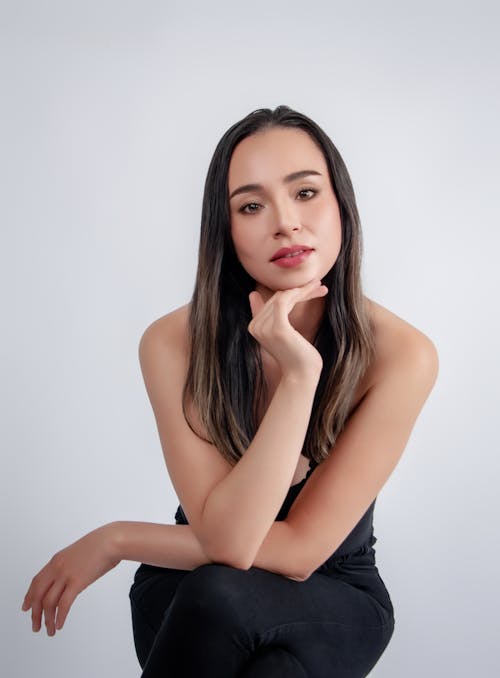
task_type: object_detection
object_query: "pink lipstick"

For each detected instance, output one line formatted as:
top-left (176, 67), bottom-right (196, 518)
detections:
top-left (270, 245), bottom-right (314, 268)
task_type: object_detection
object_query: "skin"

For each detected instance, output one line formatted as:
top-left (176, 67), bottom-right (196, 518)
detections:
top-left (21, 124), bottom-right (437, 636)
top-left (229, 125), bottom-right (343, 418)
top-left (229, 126), bottom-right (342, 345)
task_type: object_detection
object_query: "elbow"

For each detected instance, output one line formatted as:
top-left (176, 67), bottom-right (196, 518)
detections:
top-left (285, 550), bottom-right (311, 581)
top-left (284, 570), bottom-right (308, 582)
top-left (296, 568), bottom-right (313, 582)
top-left (290, 557), bottom-right (314, 583)
top-left (203, 524), bottom-right (255, 571)
top-left (204, 541), bottom-right (253, 571)
top-left (208, 552), bottom-right (252, 572)
top-left (201, 497), bottom-right (253, 571)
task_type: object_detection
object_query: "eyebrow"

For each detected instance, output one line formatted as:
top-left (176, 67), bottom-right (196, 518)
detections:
top-left (229, 169), bottom-right (323, 201)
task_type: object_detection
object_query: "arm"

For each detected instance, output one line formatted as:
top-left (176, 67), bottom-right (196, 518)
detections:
top-left (140, 281), bottom-right (326, 571)
top-left (133, 314), bottom-right (437, 580)
top-left (111, 519), bottom-right (304, 579)
top-left (21, 506), bottom-right (301, 639)
top-left (22, 284), bottom-right (324, 638)
top-left (279, 334), bottom-right (439, 580)
top-left (204, 373), bottom-right (318, 569)
top-left (202, 282), bottom-right (325, 568)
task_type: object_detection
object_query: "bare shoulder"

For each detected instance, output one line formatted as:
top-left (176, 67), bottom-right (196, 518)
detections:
top-left (136, 301), bottom-right (238, 560)
top-left (286, 300), bottom-right (440, 577)
top-left (364, 296), bottom-right (439, 389)
top-left (139, 303), bottom-right (191, 356)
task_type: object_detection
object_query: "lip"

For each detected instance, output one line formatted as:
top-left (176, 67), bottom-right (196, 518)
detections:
top-left (270, 245), bottom-right (314, 261)
top-left (271, 249), bottom-right (313, 268)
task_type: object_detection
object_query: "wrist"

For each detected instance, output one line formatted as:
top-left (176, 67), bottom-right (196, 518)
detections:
top-left (280, 368), bottom-right (321, 389)
top-left (102, 521), bottom-right (124, 562)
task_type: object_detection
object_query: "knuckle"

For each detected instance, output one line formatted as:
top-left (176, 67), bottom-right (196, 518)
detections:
top-left (248, 323), bottom-right (262, 340)
top-left (66, 575), bottom-right (81, 591)
top-left (57, 600), bottom-right (68, 615)
top-left (30, 584), bottom-right (41, 601)
top-left (271, 327), bottom-right (288, 342)
top-left (51, 552), bottom-right (65, 569)
top-left (43, 592), bottom-right (58, 609)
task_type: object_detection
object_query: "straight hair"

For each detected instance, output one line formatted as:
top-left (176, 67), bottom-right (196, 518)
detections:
top-left (182, 105), bottom-right (375, 466)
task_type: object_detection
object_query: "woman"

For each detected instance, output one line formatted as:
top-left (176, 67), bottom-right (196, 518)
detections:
top-left (21, 105), bottom-right (439, 677)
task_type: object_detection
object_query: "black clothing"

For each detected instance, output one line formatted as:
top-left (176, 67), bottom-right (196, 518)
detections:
top-left (129, 458), bottom-right (395, 677)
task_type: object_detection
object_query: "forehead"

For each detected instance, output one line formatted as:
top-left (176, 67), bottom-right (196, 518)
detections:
top-left (228, 127), bottom-right (327, 189)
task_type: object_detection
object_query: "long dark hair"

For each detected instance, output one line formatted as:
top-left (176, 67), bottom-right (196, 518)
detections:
top-left (182, 105), bottom-right (375, 465)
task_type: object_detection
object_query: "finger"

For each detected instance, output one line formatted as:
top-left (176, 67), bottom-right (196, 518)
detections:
top-left (21, 591), bottom-right (31, 611)
top-left (248, 291), bottom-right (264, 319)
top-left (26, 574), bottom-right (55, 631)
top-left (296, 280), bottom-right (328, 299)
top-left (273, 279), bottom-right (325, 314)
top-left (31, 600), bottom-right (43, 632)
top-left (277, 278), bottom-right (322, 302)
top-left (42, 579), bottom-right (67, 636)
top-left (298, 282), bottom-right (328, 302)
top-left (55, 584), bottom-right (79, 631)
top-left (22, 575), bottom-right (38, 611)
top-left (293, 278), bottom-right (325, 298)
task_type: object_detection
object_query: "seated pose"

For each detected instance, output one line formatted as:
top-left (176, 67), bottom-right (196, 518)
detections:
top-left (21, 105), bottom-right (439, 678)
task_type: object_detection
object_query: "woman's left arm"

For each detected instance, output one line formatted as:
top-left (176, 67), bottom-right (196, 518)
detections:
top-left (282, 332), bottom-right (439, 580)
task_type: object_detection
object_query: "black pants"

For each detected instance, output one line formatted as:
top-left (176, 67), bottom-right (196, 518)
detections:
top-left (129, 543), bottom-right (395, 677)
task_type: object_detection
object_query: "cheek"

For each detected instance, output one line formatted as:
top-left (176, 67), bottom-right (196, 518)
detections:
top-left (316, 207), bottom-right (341, 235)
top-left (231, 225), bottom-right (261, 261)
top-left (321, 218), bottom-right (342, 260)
top-left (231, 237), bottom-right (253, 271)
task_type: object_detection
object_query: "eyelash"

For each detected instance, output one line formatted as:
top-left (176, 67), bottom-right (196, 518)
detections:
top-left (237, 188), bottom-right (318, 215)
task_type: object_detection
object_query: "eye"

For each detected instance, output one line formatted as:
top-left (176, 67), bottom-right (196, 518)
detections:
top-left (238, 201), bottom-right (261, 214)
top-left (238, 188), bottom-right (318, 214)
top-left (297, 188), bottom-right (317, 200)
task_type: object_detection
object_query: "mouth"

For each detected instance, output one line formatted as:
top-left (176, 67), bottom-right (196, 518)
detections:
top-left (270, 248), bottom-right (314, 268)
top-left (270, 246), bottom-right (314, 262)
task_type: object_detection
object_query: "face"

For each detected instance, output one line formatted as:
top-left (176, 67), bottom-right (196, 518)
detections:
top-left (228, 126), bottom-right (342, 300)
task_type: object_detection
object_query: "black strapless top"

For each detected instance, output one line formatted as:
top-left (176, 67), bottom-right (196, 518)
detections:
top-left (174, 457), bottom-right (377, 571)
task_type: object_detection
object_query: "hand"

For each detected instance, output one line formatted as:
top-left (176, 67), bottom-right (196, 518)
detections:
top-left (248, 278), bottom-right (328, 381)
top-left (21, 523), bottom-right (120, 636)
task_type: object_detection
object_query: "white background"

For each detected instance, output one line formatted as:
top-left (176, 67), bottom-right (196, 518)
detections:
top-left (2, 1), bottom-right (498, 676)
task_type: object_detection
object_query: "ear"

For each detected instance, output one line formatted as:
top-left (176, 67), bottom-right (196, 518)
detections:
top-left (248, 290), bottom-right (264, 319)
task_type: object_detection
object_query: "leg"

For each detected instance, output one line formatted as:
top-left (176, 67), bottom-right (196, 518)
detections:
top-left (236, 646), bottom-right (308, 677)
top-left (136, 562), bottom-right (393, 678)
top-left (129, 565), bottom-right (190, 669)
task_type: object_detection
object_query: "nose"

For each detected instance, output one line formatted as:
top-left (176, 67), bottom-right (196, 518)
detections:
top-left (274, 223), bottom-right (300, 238)
top-left (273, 203), bottom-right (301, 238)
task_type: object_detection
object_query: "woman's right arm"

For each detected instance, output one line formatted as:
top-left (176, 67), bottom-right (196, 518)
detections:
top-left (204, 372), bottom-right (319, 568)
top-left (140, 279), bottom-right (327, 570)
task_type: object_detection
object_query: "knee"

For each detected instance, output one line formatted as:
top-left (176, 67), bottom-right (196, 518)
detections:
top-left (169, 563), bottom-right (252, 629)
top-left (239, 646), bottom-right (308, 678)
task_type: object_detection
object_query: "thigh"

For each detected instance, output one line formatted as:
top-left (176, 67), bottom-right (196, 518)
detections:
top-left (236, 646), bottom-right (308, 678)
top-left (223, 564), bottom-right (392, 677)
top-left (143, 563), bottom-right (393, 678)
top-left (129, 564), bottom-right (191, 668)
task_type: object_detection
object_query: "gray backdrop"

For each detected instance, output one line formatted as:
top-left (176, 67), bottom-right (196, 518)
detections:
top-left (2, 1), bottom-right (498, 675)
